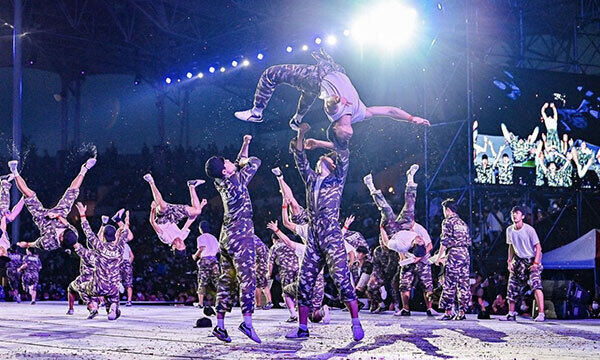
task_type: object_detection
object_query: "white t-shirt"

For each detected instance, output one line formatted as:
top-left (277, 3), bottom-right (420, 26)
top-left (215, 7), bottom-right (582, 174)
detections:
top-left (122, 243), bottom-right (132, 262)
top-left (197, 233), bottom-right (219, 258)
top-left (319, 72), bottom-right (367, 124)
top-left (295, 224), bottom-right (310, 244)
top-left (506, 223), bottom-right (540, 259)
top-left (156, 222), bottom-right (190, 246)
top-left (294, 242), bottom-right (306, 260)
top-left (412, 223), bottom-right (432, 246)
top-left (344, 240), bottom-right (357, 258)
top-left (388, 230), bottom-right (418, 254)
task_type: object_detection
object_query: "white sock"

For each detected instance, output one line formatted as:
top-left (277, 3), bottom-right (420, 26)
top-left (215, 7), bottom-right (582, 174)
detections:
top-left (217, 317), bottom-right (225, 329)
top-left (8, 161), bottom-right (19, 176)
top-left (243, 315), bottom-right (252, 328)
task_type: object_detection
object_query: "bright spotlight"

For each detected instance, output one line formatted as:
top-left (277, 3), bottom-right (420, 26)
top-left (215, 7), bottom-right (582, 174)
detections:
top-left (197, 72), bottom-right (204, 78)
top-left (302, 45), bottom-right (309, 51)
top-left (326, 35), bottom-right (337, 45)
top-left (242, 59), bottom-right (250, 67)
top-left (286, 46), bottom-right (293, 53)
top-left (220, 67), bottom-right (226, 73)
top-left (314, 37), bottom-right (322, 45)
top-left (343, 29), bottom-right (350, 37)
top-left (351, 2), bottom-right (418, 50)
top-left (257, 53), bottom-right (264, 60)
top-left (209, 67), bottom-right (215, 73)
top-left (232, 60), bottom-right (238, 67)
top-left (165, 77), bottom-right (172, 84)
top-left (437, 3), bottom-right (443, 11)
top-left (186, 72), bottom-right (192, 79)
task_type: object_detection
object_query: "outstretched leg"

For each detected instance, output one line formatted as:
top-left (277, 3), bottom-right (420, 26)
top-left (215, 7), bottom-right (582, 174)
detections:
top-left (185, 180), bottom-right (206, 216)
top-left (395, 164), bottom-right (419, 229)
top-left (363, 173), bottom-right (396, 227)
top-left (69, 158), bottom-right (96, 190)
top-left (8, 161), bottom-right (35, 198)
top-left (143, 174), bottom-right (167, 212)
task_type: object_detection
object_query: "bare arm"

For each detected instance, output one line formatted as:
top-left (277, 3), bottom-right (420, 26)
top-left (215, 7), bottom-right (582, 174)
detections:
top-left (237, 135), bottom-right (251, 161)
top-left (268, 221), bottom-right (297, 251)
top-left (192, 247), bottom-right (203, 261)
top-left (6, 197), bottom-right (25, 222)
top-left (380, 227), bottom-right (390, 248)
top-left (365, 106), bottom-right (430, 126)
top-left (281, 204), bottom-right (297, 232)
top-left (149, 206), bottom-right (162, 234)
top-left (304, 138), bottom-right (334, 151)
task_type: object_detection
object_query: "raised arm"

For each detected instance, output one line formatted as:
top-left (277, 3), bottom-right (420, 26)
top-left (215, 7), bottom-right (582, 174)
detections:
top-left (281, 202), bottom-right (297, 232)
top-left (181, 216), bottom-right (197, 232)
top-left (290, 123), bottom-right (316, 184)
top-left (341, 215), bottom-right (355, 236)
top-left (76, 202), bottom-right (101, 250)
top-left (237, 135), bottom-right (251, 161)
top-left (365, 106), bottom-right (430, 126)
top-left (267, 221), bottom-right (298, 251)
top-left (493, 145), bottom-right (506, 167)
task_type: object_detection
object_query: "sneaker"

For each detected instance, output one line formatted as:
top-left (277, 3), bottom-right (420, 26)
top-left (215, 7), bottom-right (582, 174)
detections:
top-left (0, 174), bottom-right (14, 182)
top-left (203, 306), bottom-right (216, 317)
top-left (125, 301), bottom-right (132, 307)
top-left (395, 309), bottom-right (411, 317)
top-left (357, 301), bottom-right (365, 312)
top-left (238, 322), bottom-right (261, 343)
top-left (108, 303), bottom-right (119, 320)
top-left (234, 109), bottom-right (263, 123)
top-left (212, 326), bottom-right (231, 343)
top-left (84, 158), bottom-right (97, 170)
top-left (15, 294), bottom-right (21, 303)
top-left (321, 305), bottom-right (331, 325)
top-left (352, 323), bottom-right (364, 341)
top-left (438, 313), bottom-right (454, 321)
top-left (193, 302), bottom-right (202, 308)
top-left (372, 305), bottom-right (385, 314)
top-left (87, 309), bottom-right (99, 320)
top-left (506, 312), bottom-right (517, 321)
top-left (285, 327), bottom-right (309, 339)
top-left (426, 308), bottom-right (440, 317)
top-left (262, 302), bottom-right (273, 310)
top-left (271, 167), bottom-right (282, 177)
top-left (101, 215), bottom-right (110, 225)
top-left (118, 283), bottom-right (125, 294)
top-left (187, 179), bottom-right (205, 187)
top-left (66, 309), bottom-right (74, 315)
top-left (8, 160), bottom-right (19, 173)
top-left (142, 173), bottom-right (154, 183)
top-left (112, 208), bottom-right (125, 223)
top-left (285, 316), bottom-right (298, 323)
top-left (30, 301), bottom-right (36, 305)
top-left (453, 312), bottom-right (466, 321)
top-left (114, 309), bottom-right (121, 320)
top-left (289, 114), bottom-right (302, 131)
top-left (534, 313), bottom-right (545, 322)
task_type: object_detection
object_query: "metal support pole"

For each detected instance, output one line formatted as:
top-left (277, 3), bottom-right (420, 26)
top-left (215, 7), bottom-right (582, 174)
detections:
top-left (424, 127), bottom-right (429, 231)
top-left (156, 91), bottom-right (166, 146)
top-left (466, 0), bottom-right (474, 237)
top-left (73, 77), bottom-right (82, 146)
top-left (11, 0), bottom-right (22, 244)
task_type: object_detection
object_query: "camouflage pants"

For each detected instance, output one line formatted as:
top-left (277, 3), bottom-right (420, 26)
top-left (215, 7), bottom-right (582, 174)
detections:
top-left (197, 257), bottom-right (220, 294)
top-left (120, 260), bottom-right (133, 288)
top-left (297, 220), bottom-right (357, 308)
top-left (216, 233), bottom-right (256, 314)
top-left (284, 271), bottom-right (325, 310)
top-left (507, 256), bottom-right (543, 303)
top-left (367, 272), bottom-right (399, 306)
top-left (399, 261), bottom-right (434, 293)
top-left (255, 254), bottom-right (269, 290)
top-left (439, 247), bottom-right (471, 312)
top-left (253, 64), bottom-right (321, 117)
top-left (0, 180), bottom-right (11, 215)
top-left (371, 185), bottom-right (416, 236)
top-left (290, 206), bottom-right (309, 225)
top-left (21, 272), bottom-right (39, 289)
top-left (7, 269), bottom-right (20, 291)
top-left (156, 203), bottom-right (190, 225)
top-left (68, 277), bottom-right (100, 304)
top-left (78, 280), bottom-right (119, 308)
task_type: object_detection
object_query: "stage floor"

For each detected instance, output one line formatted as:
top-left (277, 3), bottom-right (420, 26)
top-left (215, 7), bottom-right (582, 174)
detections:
top-left (0, 302), bottom-right (598, 359)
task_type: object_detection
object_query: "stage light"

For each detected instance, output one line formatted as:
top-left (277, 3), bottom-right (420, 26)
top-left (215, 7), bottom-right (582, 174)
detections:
top-left (165, 77), bottom-right (172, 84)
top-left (343, 29), bottom-right (350, 37)
top-left (232, 60), bottom-right (238, 67)
top-left (286, 46), bottom-right (293, 53)
top-left (257, 53), bottom-right (264, 60)
top-left (220, 67), bottom-right (226, 72)
top-left (197, 72), bottom-right (204, 78)
top-left (326, 35), bottom-right (337, 45)
top-left (437, 3), bottom-right (443, 11)
top-left (209, 67), bottom-right (215, 73)
top-left (314, 37), bottom-right (322, 44)
top-left (186, 72), bottom-right (193, 79)
top-left (351, 2), bottom-right (418, 50)
top-left (302, 45), bottom-right (309, 51)
top-left (177, 78), bottom-right (181, 82)
top-left (242, 59), bottom-right (250, 67)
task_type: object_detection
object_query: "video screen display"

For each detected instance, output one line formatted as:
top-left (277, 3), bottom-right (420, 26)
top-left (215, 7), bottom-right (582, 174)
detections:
top-left (472, 65), bottom-right (600, 189)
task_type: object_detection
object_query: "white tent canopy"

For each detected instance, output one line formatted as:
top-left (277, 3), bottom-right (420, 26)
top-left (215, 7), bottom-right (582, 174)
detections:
top-left (543, 229), bottom-right (600, 269)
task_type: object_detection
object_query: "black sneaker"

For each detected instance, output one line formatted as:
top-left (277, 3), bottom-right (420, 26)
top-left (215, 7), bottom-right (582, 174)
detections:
top-left (506, 313), bottom-right (517, 321)
top-left (399, 309), bottom-right (411, 316)
top-left (238, 322), bottom-right (261, 343)
top-left (438, 313), bottom-right (454, 321)
top-left (111, 208), bottom-right (125, 223)
top-left (285, 316), bottom-right (298, 323)
top-left (203, 306), bottom-right (216, 317)
top-left (453, 312), bottom-right (466, 321)
top-left (426, 308), bottom-right (440, 317)
top-left (285, 327), bottom-right (309, 339)
top-left (212, 326), bottom-right (231, 343)
top-left (262, 302), bottom-right (273, 310)
top-left (357, 301), bottom-right (366, 311)
top-left (87, 309), bottom-right (99, 320)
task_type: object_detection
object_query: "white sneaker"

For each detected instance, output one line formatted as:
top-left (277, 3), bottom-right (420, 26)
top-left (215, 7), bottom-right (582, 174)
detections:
top-left (187, 179), bottom-right (205, 187)
top-left (101, 215), bottom-right (110, 225)
top-left (118, 283), bottom-right (125, 294)
top-left (84, 158), bottom-right (97, 170)
top-left (271, 167), bottom-right (282, 177)
top-left (143, 174), bottom-right (154, 183)
top-left (107, 303), bottom-right (118, 320)
top-left (8, 160), bottom-right (19, 174)
top-left (321, 305), bottom-right (331, 325)
top-left (534, 313), bottom-right (545, 322)
top-left (234, 109), bottom-right (263, 123)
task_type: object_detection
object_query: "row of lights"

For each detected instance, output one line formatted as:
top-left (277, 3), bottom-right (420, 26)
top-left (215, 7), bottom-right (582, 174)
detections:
top-left (164, 33), bottom-right (346, 85)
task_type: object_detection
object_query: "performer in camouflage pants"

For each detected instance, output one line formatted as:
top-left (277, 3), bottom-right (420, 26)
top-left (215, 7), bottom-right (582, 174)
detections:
top-left (73, 202), bottom-right (126, 321)
top-left (19, 248), bottom-right (42, 304)
top-left (435, 199), bottom-right (471, 321)
top-left (120, 242), bottom-right (134, 305)
top-left (9, 158), bottom-right (96, 251)
top-left (367, 243), bottom-right (399, 312)
top-left (253, 235), bottom-right (273, 309)
top-left (205, 135), bottom-right (261, 343)
top-left (286, 123), bottom-right (363, 341)
top-left (0, 177), bottom-right (24, 257)
top-left (5, 249), bottom-right (22, 302)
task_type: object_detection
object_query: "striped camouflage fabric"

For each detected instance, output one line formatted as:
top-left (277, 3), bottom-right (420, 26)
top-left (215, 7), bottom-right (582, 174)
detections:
top-left (439, 214), bottom-right (471, 312)
top-left (507, 256), bottom-right (543, 303)
top-left (267, 241), bottom-right (299, 290)
top-left (21, 254), bottom-right (41, 289)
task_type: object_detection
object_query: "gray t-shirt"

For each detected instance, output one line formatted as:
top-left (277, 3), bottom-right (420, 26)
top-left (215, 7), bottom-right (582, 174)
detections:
top-left (506, 223), bottom-right (539, 259)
